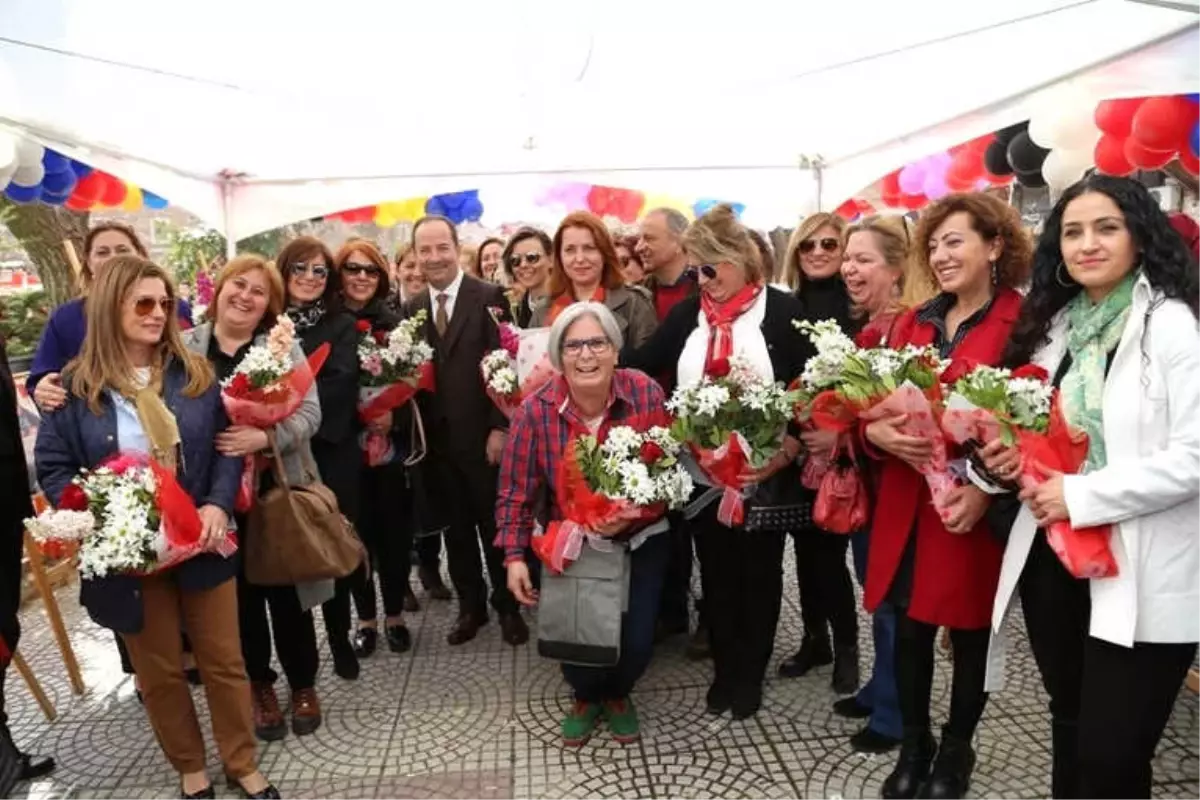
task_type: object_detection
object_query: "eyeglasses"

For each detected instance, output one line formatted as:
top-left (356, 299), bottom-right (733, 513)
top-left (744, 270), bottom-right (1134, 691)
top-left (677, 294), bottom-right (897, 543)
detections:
top-left (506, 252), bottom-right (543, 270)
top-left (290, 263), bottom-right (330, 279)
top-left (798, 237), bottom-right (840, 254)
top-left (342, 262), bottom-right (382, 277)
top-left (688, 264), bottom-right (718, 280)
top-left (562, 337), bottom-right (613, 358)
top-left (133, 296), bottom-right (173, 317)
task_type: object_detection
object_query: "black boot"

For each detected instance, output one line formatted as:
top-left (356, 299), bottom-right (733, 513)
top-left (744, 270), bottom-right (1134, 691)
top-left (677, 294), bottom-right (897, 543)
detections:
top-left (1050, 719), bottom-right (1080, 799)
top-left (918, 731), bottom-right (975, 799)
top-left (777, 636), bottom-right (832, 678)
top-left (881, 727), bottom-right (936, 799)
top-left (831, 643), bottom-right (860, 695)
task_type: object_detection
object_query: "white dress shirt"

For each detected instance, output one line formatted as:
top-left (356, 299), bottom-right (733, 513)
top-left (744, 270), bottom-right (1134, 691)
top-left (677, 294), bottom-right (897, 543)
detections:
top-left (432, 268), bottom-right (466, 322)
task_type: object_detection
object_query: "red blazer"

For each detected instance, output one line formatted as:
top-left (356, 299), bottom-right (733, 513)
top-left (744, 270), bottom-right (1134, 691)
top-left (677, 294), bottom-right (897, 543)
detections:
top-left (863, 288), bottom-right (1022, 630)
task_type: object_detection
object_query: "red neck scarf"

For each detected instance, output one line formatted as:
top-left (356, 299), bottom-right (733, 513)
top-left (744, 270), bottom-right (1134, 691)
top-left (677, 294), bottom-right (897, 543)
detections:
top-left (547, 285), bottom-right (607, 325)
top-left (700, 283), bottom-right (763, 377)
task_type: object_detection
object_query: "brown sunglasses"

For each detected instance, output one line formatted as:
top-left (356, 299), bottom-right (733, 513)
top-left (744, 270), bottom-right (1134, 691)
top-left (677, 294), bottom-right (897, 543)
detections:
top-left (133, 296), bottom-right (173, 316)
top-left (798, 237), bottom-right (840, 254)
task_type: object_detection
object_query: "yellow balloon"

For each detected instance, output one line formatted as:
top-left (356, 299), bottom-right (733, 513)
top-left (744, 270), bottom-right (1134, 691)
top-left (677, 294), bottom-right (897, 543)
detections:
top-left (121, 185), bottom-right (143, 211)
top-left (374, 210), bottom-right (399, 227)
top-left (395, 196), bottom-right (428, 222)
top-left (641, 193), bottom-right (694, 221)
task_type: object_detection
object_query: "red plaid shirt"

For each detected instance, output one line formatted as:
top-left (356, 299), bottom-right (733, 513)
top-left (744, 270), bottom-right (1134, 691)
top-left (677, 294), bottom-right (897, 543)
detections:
top-left (494, 368), bottom-right (667, 561)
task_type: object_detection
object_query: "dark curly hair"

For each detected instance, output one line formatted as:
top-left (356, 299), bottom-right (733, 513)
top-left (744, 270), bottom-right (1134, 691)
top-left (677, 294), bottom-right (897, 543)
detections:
top-left (914, 192), bottom-right (1033, 292)
top-left (1003, 174), bottom-right (1199, 368)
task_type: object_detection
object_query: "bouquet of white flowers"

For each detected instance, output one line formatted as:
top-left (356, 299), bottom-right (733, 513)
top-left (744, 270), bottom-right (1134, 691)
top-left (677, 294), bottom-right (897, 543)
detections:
top-left (356, 311), bottom-right (435, 465)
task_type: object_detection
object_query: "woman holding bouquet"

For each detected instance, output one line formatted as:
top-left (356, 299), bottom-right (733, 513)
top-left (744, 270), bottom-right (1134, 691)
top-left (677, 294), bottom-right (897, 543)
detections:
top-left (182, 254), bottom-right (331, 743)
top-left (530, 211), bottom-right (658, 349)
top-left (980, 175), bottom-right (1198, 799)
top-left (862, 193), bottom-right (1030, 799)
top-left (34, 255), bottom-right (278, 799)
top-left (333, 239), bottom-right (420, 656)
top-left (625, 204), bottom-right (813, 720)
top-left (497, 302), bottom-right (672, 746)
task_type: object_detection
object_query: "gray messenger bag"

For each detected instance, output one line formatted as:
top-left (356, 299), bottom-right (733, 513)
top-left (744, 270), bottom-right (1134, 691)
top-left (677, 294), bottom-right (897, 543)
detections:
top-left (536, 540), bottom-right (631, 667)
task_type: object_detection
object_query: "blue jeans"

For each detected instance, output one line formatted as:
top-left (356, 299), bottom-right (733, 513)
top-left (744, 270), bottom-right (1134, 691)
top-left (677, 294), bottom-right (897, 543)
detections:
top-left (561, 531), bottom-right (670, 703)
top-left (851, 528), bottom-right (902, 739)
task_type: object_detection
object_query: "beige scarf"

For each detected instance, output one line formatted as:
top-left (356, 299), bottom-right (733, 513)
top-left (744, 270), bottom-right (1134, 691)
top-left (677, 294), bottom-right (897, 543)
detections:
top-left (123, 364), bottom-right (181, 471)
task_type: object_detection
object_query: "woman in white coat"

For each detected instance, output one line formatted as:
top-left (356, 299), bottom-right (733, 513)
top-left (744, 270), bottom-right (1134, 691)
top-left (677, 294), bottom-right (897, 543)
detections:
top-left (980, 174), bottom-right (1198, 800)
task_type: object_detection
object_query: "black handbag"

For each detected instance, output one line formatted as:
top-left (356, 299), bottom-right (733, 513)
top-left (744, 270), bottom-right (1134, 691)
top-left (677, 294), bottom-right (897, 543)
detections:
top-left (744, 499), bottom-right (813, 532)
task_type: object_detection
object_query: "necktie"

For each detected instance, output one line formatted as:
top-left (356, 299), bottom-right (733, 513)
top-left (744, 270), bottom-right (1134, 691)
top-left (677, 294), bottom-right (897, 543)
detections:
top-left (435, 292), bottom-right (449, 336)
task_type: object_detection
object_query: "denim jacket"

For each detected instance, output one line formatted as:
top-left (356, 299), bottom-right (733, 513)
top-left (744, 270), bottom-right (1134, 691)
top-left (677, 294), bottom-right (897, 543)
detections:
top-left (34, 358), bottom-right (241, 633)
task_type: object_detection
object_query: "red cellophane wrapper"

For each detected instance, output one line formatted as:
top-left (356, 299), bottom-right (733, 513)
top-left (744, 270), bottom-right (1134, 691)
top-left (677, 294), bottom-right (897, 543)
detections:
top-left (1016, 396), bottom-right (1117, 578)
top-left (691, 432), bottom-right (754, 527)
top-left (221, 344), bottom-right (330, 511)
top-left (531, 423), bottom-right (667, 575)
top-left (145, 458), bottom-right (239, 570)
top-left (358, 361), bottom-right (436, 466)
top-left (485, 351), bottom-right (557, 420)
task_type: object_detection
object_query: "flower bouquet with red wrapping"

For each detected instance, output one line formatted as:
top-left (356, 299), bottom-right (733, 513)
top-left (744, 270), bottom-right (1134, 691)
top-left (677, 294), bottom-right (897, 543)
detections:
top-left (942, 363), bottom-right (1117, 578)
top-left (792, 319), bottom-right (953, 509)
top-left (532, 421), bottom-right (692, 574)
top-left (357, 310), bottom-right (435, 465)
top-left (24, 453), bottom-right (237, 580)
top-left (481, 309), bottom-right (555, 419)
top-left (221, 316), bottom-right (329, 510)
top-left (667, 357), bottom-right (801, 526)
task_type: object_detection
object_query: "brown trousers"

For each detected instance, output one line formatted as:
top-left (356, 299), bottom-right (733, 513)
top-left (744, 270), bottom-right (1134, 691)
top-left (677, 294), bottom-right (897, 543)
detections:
top-left (121, 575), bottom-right (257, 777)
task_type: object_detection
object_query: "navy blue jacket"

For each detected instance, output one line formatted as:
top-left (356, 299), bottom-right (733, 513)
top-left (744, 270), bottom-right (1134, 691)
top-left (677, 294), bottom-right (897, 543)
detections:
top-left (34, 357), bottom-right (240, 633)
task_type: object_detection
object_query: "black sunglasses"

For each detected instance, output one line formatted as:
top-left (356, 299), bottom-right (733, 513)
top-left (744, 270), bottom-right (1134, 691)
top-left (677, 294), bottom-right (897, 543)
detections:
top-left (290, 263), bottom-right (330, 279)
top-left (342, 262), bottom-right (382, 277)
top-left (798, 237), bottom-right (840, 254)
top-left (688, 264), bottom-right (718, 280)
top-left (506, 252), bottom-right (543, 269)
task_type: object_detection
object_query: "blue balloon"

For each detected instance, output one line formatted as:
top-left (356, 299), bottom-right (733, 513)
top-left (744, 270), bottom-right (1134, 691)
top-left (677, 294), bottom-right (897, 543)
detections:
top-left (425, 189), bottom-right (482, 224)
top-left (41, 149), bottom-right (71, 174)
top-left (4, 183), bottom-right (43, 204)
top-left (69, 159), bottom-right (93, 179)
top-left (692, 198), bottom-right (745, 218)
top-left (1191, 121), bottom-right (1199, 158)
top-left (42, 168), bottom-right (78, 195)
top-left (41, 188), bottom-right (71, 206)
top-left (1186, 93), bottom-right (1199, 105)
top-left (142, 190), bottom-right (169, 209)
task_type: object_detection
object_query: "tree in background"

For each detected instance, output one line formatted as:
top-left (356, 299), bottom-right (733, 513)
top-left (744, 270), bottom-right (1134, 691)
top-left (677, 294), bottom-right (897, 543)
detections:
top-left (0, 197), bottom-right (89, 307)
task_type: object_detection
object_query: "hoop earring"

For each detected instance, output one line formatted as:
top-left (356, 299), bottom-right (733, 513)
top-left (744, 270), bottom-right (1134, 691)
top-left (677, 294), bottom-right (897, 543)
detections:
top-left (1055, 261), bottom-right (1074, 288)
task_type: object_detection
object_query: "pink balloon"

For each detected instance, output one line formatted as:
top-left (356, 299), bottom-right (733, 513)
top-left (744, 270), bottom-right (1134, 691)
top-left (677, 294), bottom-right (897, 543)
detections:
top-left (924, 170), bottom-right (951, 200)
top-left (899, 164), bottom-right (926, 195)
top-left (559, 182), bottom-right (591, 211)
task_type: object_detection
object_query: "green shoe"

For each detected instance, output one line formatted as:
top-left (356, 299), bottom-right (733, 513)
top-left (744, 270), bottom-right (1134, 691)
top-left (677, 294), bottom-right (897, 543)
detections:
top-left (604, 697), bottom-right (641, 743)
top-left (561, 701), bottom-right (603, 746)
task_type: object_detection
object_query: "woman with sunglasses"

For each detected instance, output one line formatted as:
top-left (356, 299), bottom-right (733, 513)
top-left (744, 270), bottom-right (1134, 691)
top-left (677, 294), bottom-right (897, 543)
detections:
top-left (332, 240), bottom-right (422, 658)
top-left (615, 234), bottom-right (646, 285)
top-left (502, 227), bottom-right (554, 328)
top-left (776, 213), bottom-right (862, 696)
top-left (530, 212), bottom-right (657, 350)
top-left (35, 255), bottom-right (278, 799)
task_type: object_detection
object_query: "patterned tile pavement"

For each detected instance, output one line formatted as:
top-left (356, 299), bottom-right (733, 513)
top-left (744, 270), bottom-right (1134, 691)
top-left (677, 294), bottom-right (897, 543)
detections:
top-left (5, 549), bottom-right (1197, 799)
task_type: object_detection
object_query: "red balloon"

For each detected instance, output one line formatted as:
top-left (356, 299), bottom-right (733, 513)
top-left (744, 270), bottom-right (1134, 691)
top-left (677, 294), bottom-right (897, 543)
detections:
top-left (1094, 134), bottom-right (1135, 176)
top-left (983, 169), bottom-right (1012, 186)
top-left (71, 171), bottom-right (105, 205)
top-left (964, 134), bottom-right (994, 156)
top-left (1124, 137), bottom-right (1175, 170)
top-left (98, 174), bottom-right (127, 207)
top-left (1131, 95), bottom-right (1194, 153)
top-left (880, 171), bottom-right (902, 197)
top-left (901, 193), bottom-right (926, 210)
top-left (1177, 148), bottom-right (1199, 176)
top-left (1094, 97), bottom-right (1145, 137)
top-left (64, 194), bottom-right (92, 211)
top-left (881, 191), bottom-right (902, 208)
top-left (855, 199), bottom-right (875, 214)
top-left (834, 198), bottom-right (859, 220)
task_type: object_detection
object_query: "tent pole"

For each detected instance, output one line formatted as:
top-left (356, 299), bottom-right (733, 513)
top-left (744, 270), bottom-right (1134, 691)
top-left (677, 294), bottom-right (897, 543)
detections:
top-left (814, 161), bottom-right (824, 212)
top-left (220, 178), bottom-right (236, 259)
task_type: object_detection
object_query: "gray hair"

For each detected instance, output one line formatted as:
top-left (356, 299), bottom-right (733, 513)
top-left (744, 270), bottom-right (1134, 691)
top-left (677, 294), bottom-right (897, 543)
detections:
top-left (547, 301), bottom-right (624, 371)
top-left (648, 207), bottom-right (689, 238)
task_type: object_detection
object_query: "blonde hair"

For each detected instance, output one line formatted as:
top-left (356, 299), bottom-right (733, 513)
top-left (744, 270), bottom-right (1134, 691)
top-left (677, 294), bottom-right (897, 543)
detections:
top-left (682, 204), bottom-right (764, 284)
top-left (780, 212), bottom-right (847, 291)
top-left (208, 254), bottom-right (285, 325)
top-left (843, 215), bottom-right (936, 313)
top-left (69, 255), bottom-right (214, 413)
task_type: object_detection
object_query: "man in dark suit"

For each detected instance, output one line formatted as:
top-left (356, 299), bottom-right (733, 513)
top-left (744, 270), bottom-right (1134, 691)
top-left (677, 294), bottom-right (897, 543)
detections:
top-left (1, 334), bottom-right (55, 797)
top-left (402, 216), bottom-right (528, 647)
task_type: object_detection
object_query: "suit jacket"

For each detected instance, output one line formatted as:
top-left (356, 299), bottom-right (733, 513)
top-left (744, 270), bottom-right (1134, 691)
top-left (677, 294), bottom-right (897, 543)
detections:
top-left (402, 273), bottom-right (510, 457)
top-left (1, 335), bottom-right (33, 654)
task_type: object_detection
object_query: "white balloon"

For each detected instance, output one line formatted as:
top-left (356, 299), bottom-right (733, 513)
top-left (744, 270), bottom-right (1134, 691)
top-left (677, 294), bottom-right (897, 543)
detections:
top-left (10, 159), bottom-right (44, 187)
top-left (1028, 105), bottom-right (1103, 152)
top-left (1041, 148), bottom-right (1092, 192)
top-left (0, 133), bottom-right (15, 172)
top-left (14, 137), bottom-right (44, 167)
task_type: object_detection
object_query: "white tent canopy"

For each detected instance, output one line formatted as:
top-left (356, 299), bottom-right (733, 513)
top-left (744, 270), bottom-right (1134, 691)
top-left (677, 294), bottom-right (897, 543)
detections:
top-left (0, 0), bottom-right (1196, 240)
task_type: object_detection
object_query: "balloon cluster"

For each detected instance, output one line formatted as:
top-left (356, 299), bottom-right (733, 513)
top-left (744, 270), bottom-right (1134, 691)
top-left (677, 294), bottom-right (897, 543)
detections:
top-left (532, 182), bottom-right (741, 222)
top-left (878, 133), bottom-right (1005, 211)
top-left (0, 134), bottom-right (168, 211)
top-left (1092, 94), bottom-right (1199, 178)
top-left (326, 191), bottom-right (486, 227)
top-left (833, 198), bottom-right (877, 221)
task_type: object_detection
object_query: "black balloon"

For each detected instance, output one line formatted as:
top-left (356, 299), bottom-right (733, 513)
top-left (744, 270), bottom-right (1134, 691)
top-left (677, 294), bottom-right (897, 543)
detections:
top-left (1007, 131), bottom-right (1051, 174)
top-left (995, 121), bottom-right (1028, 145)
top-left (984, 140), bottom-right (1014, 176)
top-left (1015, 166), bottom-right (1047, 188)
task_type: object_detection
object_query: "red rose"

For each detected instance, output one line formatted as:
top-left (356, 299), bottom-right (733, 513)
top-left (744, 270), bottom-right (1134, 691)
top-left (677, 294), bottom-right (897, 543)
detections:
top-left (639, 441), bottom-right (666, 464)
top-left (229, 372), bottom-right (251, 396)
top-left (355, 319), bottom-right (372, 333)
top-left (1012, 364), bottom-right (1050, 383)
top-left (373, 329), bottom-right (388, 345)
top-left (939, 357), bottom-right (979, 385)
top-left (855, 327), bottom-right (884, 349)
top-left (706, 357), bottom-right (731, 379)
top-left (58, 483), bottom-right (88, 511)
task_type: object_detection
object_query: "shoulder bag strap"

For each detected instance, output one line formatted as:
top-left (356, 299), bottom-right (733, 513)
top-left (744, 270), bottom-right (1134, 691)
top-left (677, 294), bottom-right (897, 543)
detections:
top-left (265, 431), bottom-right (293, 495)
top-left (403, 399), bottom-right (428, 467)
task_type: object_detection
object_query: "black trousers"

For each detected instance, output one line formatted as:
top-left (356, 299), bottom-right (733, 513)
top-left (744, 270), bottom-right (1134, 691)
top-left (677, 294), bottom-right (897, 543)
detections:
top-left (352, 462), bottom-right (414, 621)
top-left (416, 534), bottom-right (441, 570)
top-left (894, 611), bottom-right (989, 741)
top-left (657, 513), bottom-right (696, 629)
top-left (236, 534), bottom-right (319, 690)
top-left (693, 509), bottom-right (785, 694)
top-left (430, 451), bottom-right (515, 616)
top-left (1021, 531), bottom-right (1196, 799)
top-left (792, 525), bottom-right (858, 648)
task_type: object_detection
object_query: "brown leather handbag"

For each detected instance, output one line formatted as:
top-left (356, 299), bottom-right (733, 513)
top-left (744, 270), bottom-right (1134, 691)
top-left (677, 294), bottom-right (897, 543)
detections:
top-left (245, 437), bottom-right (364, 586)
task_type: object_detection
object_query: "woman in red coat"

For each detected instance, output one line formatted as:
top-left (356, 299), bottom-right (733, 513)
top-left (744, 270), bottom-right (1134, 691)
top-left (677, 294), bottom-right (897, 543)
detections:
top-left (863, 193), bottom-right (1032, 800)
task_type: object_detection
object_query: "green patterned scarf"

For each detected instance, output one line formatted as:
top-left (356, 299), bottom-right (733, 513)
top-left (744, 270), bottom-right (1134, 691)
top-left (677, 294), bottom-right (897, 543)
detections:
top-left (1061, 271), bottom-right (1138, 472)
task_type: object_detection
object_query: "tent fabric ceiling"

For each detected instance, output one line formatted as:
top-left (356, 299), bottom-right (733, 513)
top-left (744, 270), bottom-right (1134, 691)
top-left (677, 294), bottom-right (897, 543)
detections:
top-left (0, 0), bottom-right (1196, 239)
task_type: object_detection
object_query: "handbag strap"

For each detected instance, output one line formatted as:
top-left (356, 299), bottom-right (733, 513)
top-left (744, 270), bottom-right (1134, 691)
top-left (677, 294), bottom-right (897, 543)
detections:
top-left (403, 400), bottom-right (428, 467)
top-left (265, 432), bottom-right (294, 495)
